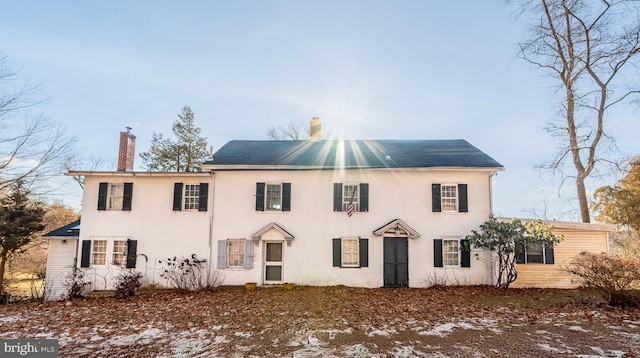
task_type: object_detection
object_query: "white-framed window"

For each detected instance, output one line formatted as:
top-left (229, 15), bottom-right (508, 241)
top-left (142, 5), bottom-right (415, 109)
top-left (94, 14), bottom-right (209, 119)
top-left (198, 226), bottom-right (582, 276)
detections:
top-left (516, 241), bottom-right (554, 264)
top-left (92, 240), bottom-right (107, 265)
top-left (266, 184), bottom-right (282, 211)
top-left (227, 239), bottom-right (245, 267)
top-left (109, 184), bottom-right (124, 210)
top-left (184, 184), bottom-right (200, 210)
top-left (112, 240), bottom-right (127, 266)
top-left (342, 185), bottom-right (359, 212)
top-left (441, 185), bottom-right (458, 212)
top-left (341, 238), bottom-right (359, 267)
top-left (525, 241), bottom-right (544, 264)
top-left (443, 239), bottom-right (459, 266)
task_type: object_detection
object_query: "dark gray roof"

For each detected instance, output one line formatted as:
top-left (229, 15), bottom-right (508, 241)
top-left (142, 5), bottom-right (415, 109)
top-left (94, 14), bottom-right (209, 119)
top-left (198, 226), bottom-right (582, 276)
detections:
top-left (205, 140), bottom-right (503, 169)
top-left (43, 220), bottom-right (80, 237)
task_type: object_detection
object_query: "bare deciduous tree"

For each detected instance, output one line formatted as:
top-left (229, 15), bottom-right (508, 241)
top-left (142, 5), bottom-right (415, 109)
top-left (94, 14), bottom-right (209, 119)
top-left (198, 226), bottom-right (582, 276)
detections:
top-left (265, 120), bottom-right (311, 140)
top-left (0, 55), bottom-right (75, 192)
top-left (510, 0), bottom-right (640, 222)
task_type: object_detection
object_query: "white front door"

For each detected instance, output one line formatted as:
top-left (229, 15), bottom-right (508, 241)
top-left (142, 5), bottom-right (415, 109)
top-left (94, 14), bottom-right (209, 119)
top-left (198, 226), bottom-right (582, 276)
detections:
top-left (264, 242), bottom-right (283, 284)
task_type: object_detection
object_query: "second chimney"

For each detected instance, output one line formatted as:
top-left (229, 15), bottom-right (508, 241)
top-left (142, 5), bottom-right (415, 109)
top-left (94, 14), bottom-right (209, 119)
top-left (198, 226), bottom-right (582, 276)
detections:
top-left (310, 117), bottom-right (322, 140)
top-left (117, 127), bottom-right (136, 171)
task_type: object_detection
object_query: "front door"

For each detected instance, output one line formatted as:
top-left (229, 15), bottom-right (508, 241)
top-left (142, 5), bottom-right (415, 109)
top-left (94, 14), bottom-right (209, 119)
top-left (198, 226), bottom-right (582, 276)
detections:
top-left (383, 237), bottom-right (409, 287)
top-left (264, 242), bottom-right (283, 284)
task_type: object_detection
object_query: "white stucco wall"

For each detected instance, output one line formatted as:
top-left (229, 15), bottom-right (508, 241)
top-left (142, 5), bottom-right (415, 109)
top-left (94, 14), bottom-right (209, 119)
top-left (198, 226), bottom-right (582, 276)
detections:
top-left (78, 173), bottom-right (213, 290)
top-left (210, 168), bottom-right (495, 288)
top-left (73, 168), bottom-right (496, 290)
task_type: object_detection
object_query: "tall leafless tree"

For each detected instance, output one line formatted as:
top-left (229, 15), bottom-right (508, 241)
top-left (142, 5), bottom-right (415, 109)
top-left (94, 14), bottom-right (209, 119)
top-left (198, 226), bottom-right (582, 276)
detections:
top-left (265, 120), bottom-right (311, 140)
top-left (510, 0), bottom-right (640, 222)
top-left (0, 55), bottom-right (75, 192)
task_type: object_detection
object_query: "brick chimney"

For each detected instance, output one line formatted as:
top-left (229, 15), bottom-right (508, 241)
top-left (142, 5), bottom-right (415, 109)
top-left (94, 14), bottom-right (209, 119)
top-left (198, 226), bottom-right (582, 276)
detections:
top-left (117, 127), bottom-right (136, 171)
top-left (310, 117), bottom-right (322, 140)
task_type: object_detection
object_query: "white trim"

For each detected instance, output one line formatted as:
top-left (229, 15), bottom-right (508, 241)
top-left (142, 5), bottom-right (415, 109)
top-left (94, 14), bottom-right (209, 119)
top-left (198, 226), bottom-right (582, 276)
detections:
top-left (202, 165), bottom-right (504, 172)
top-left (263, 241), bottom-right (284, 284)
top-left (498, 217), bottom-right (617, 232)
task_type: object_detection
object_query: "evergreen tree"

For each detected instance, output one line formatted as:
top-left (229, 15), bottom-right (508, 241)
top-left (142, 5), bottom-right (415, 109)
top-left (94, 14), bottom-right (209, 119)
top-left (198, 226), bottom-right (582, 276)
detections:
top-left (0, 181), bottom-right (45, 295)
top-left (140, 106), bottom-right (209, 172)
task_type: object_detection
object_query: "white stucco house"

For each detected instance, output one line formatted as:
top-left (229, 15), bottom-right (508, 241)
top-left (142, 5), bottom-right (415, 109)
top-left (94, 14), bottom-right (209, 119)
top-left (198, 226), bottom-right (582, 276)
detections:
top-left (51, 123), bottom-right (509, 298)
top-left (43, 122), bottom-right (620, 301)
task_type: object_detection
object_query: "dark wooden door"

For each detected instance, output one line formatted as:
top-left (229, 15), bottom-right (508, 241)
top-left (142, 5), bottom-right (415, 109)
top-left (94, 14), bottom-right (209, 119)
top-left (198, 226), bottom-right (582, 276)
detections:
top-left (383, 237), bottom-right (409, 287)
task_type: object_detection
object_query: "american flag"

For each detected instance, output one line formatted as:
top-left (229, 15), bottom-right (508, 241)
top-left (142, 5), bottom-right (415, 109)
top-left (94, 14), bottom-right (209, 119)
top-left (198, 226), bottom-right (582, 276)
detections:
top-left (346, 188), bottom-right (356, 217)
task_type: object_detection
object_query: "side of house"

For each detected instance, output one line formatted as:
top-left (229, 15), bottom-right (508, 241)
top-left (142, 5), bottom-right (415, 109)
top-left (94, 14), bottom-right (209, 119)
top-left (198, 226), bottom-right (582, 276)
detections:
top-left (203, 139), bottom-right (504, 288)
top-left (74, 172), bottom-right (213, 291)
top-left (43, 220), bottom-right (80, 301)
top-left (511, 220), bottom-right (615, 288)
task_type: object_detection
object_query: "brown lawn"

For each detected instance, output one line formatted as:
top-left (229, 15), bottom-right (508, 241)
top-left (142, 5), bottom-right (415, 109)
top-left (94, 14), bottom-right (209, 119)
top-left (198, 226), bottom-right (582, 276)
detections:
top-left (0, 286), bottom-right (639, 357)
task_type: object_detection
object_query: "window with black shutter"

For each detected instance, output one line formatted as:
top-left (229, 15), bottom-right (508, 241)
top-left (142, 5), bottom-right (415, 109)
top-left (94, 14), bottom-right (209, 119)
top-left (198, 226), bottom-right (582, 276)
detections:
top-left (516, 241), bottom-right (555, 264)
top-left (333, 182), bottom-right (369, 213)
top-left (432, 183), bottom-right (468, 213)
top-left (434, 238), bottom-right (470, 268)
top-left (333, 238), bottom-right (368, 268)
top-left (255, 182), bottom-right (290, 212)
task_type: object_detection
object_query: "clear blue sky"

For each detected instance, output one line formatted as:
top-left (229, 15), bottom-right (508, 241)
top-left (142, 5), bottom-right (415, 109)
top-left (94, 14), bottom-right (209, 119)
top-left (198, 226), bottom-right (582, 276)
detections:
top-left (2, 1), bottom-right (638, 220)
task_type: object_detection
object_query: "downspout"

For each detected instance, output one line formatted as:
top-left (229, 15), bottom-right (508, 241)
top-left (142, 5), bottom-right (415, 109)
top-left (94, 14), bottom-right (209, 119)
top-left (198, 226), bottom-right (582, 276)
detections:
top-left (489, 171), bottom-right (496, 216)
top-left (489, 171), bottom-right (497, 287)
top-left (72, 238), bottom-right (79, 275)
top-left (208, 172), bottom-right (216, 278)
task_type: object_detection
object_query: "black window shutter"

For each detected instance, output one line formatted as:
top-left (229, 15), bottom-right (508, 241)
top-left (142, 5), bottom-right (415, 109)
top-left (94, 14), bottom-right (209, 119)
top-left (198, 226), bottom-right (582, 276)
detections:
top-left (333, 183), bottom-right (343, 211)
top-left (122, 183), bottom-right (133, 211)
top-left (434, 239), bottom-right (443, 267)
top-left (515, 242), bottom-right (526, 264)
top-left (282, 183), bottom-right (291, 211)
top-left (359, 238), bottom-right (369, 267)
top-left (198, 183), bottom-right (209, 211)
top-left (460, 239), bottom-right (471, 267)
top-left (173, 183), bottom-right (183, 211)
top-left (544, 243), bottom-right (555, 264)
top-left (332, 238), bottom-right (341, 267)
top-left (97, 183), bottom-right (108, 211)
top-left (432, 184), bottom-right (441, 212)
top-left (359, 183), bottom-right (369, 212)
top-left (80, 240), bottom-right (91, 267)
top-left (126, 239), bottom-right (138, 268)
top-left (255, 182), bottom-right (265, 211)
top-left (458, 184), bottom-right (468, 213)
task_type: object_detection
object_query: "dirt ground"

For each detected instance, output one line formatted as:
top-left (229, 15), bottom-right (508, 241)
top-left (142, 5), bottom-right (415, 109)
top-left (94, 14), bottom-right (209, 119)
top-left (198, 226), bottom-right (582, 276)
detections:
top-left (1, 285), bottom-right (639, 357)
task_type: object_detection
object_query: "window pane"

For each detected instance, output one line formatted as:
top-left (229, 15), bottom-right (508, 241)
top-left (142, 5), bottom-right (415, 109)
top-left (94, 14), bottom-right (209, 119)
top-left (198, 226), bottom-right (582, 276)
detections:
top-left (228, 240), bottom-right (245, 267)
top-left (266, 243), bottom-right (282, 262)
top-left (92, 240), bottom-right (107, 265)
top-left (342, 238), bottom-right (359, 266)
top-left (526, 241), bottom-right (544, 264)
top-left (265, 266), bottom-right (282, 281)
top-left (443, 239), bottom-right (459, 266)
top-left (342, 185), bottom-right (359, 211)
top-left (184, 184), bottom-right (200, 210)
top-left (112, 240), bottom-right (127, 266)
top-left (441, 185), bottom-right (457, 211)
top-left (266, 184), bottom-right (282, 210)
top-left (109, 184), bottom-right (124, 210)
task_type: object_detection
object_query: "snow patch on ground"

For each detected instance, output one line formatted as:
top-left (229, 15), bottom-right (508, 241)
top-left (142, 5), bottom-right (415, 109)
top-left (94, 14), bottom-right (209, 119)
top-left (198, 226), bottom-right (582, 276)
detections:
top-left (569, 325), bottom-right (592, 332)
top-left (0, 315), bottom-right (23, 323)
top-left (418, 322), bottom-right (463, 337)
